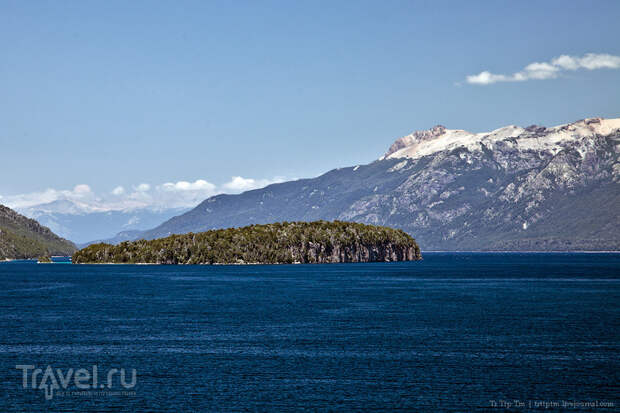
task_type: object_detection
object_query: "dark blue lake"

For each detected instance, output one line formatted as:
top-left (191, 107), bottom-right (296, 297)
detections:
top-left (1, 253), bottom-right (619, 411)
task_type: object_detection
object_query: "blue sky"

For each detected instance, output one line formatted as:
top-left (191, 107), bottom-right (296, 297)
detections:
top-left (1, 0), bottom-right (620, 209)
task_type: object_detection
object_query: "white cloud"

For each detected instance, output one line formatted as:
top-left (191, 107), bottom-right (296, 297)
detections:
top-left (160, 179), bottom-right (216, 192)
top-left (1, 176), bottom-right (286, 214)
top-left (466, 71), bottom-right (511, 85)
top-left (553, 53), bottom-right (620, 70)
top-left (153, 179), bottom-right (219, 210)
top-left (222, 176), bottom-right (285, 192)
top-left (552, 55), bottom-right (580, 70)
top-left (111, 186), bottom-right (125, 195)
top-left (466, 52), bottom-right (620, 85)
top-left (73, 184), bottom-right (92, 194)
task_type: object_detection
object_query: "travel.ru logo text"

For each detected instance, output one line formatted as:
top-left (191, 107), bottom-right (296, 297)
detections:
top-left (16, 364), bottom-right (137, 400)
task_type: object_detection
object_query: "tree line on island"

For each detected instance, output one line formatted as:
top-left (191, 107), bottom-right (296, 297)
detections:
top-left (73, 221), bottom-right (421, 264)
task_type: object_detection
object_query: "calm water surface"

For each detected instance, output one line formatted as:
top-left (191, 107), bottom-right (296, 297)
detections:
top-left (0, 253), bottom-right (619, 411)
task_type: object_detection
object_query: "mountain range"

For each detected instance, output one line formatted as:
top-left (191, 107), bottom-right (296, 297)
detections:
top-left (16, 201), bottom-right (188, 246)
top-left (97, 116), bottom-right (620, 251)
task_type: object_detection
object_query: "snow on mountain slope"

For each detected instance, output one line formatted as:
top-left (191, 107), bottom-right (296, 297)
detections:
top-left (383, 117), bottom-right (620, 160)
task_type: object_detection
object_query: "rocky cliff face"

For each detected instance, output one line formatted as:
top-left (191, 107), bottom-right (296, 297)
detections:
top-left (0, 204), bottom-right (76, 259)
top-left (293, 241), bottom-right (418, 263)
top-left (382, 125), bottom-right (448, 159)
top-left (116, 117), bottom-right (620, 251)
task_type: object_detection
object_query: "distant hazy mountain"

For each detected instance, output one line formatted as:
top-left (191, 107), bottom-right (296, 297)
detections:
top-left (115, 117), bottom-right (620, 251)
top-left (0, 204), bottom-right (76, 259)
top-left (17, 201), bottom-right (189, 245)
top-left (81, 230), bottom-right (144, 248)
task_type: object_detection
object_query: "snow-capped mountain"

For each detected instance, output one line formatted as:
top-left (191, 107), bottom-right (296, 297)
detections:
top-left (382, 117), bottom-right (620, 160)
top-left (104, 117), bottom-right (620, 251)
top-left (17, 201), bottom-right (189, 245)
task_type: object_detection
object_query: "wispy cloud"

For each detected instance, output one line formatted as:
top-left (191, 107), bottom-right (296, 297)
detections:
top-left (0, 176), bottom-right (286, 213)
top-left (466, 53), bottom-right (620, 85)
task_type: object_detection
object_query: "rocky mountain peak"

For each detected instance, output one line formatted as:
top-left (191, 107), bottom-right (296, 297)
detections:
top-left (430, 125), bottom-right (447, 134)
top-left (525, 124), bottom-right (546, 133)
top-left (381, 124), bottom-right (452, 159)
top-left (382, 117), bottom-right (620, 161)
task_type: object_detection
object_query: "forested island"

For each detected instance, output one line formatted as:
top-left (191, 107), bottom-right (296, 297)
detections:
top-left (73, 221), bottom-right (421, 264)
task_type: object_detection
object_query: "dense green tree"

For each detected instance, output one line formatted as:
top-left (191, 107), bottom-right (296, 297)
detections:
top-left (73, 221), bottom-right (421, 264)
top-left (0, 205), bottom-right (76, 260)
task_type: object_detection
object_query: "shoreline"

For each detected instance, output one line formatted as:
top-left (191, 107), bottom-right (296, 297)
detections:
top-left (422, 250), bottom-right (620, 253)
top-left (72, 260), bottom-right (420, 265)
top-left (4, 250), bottom-right (620, 265)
